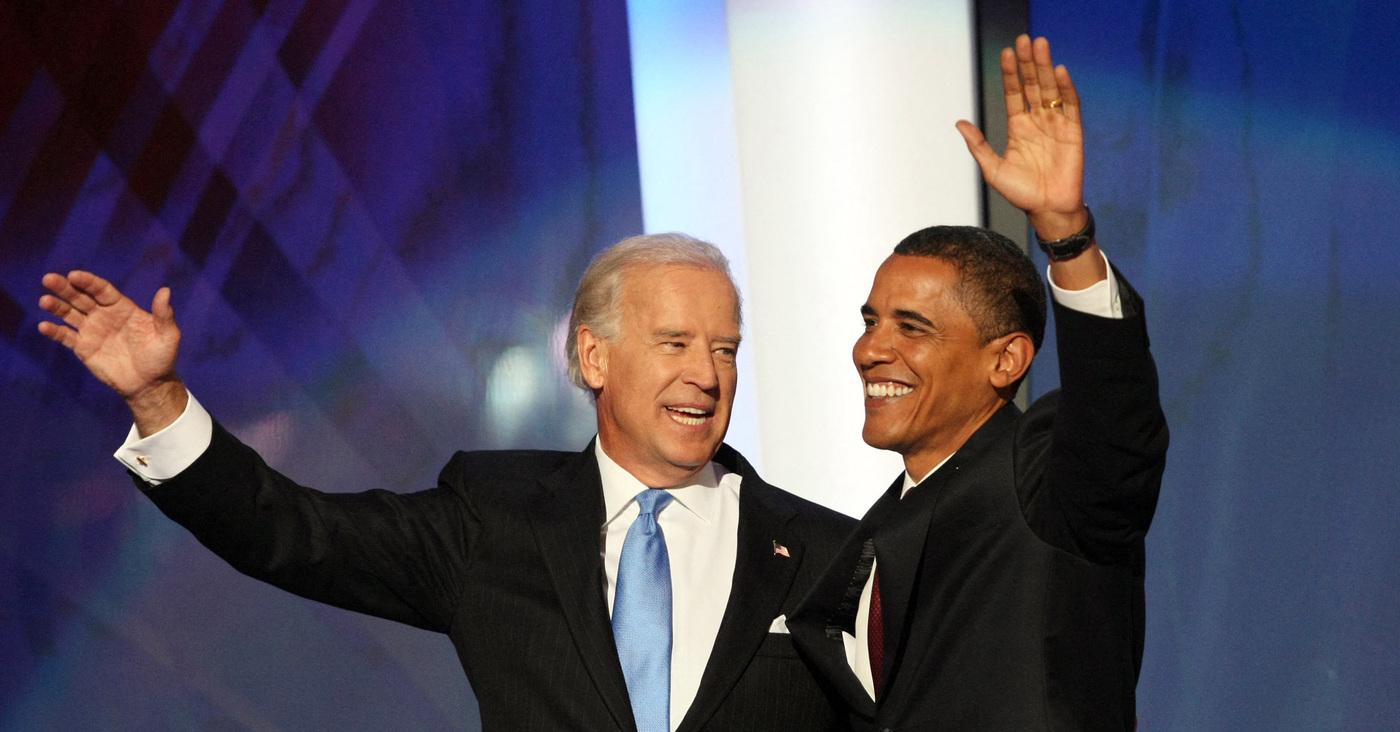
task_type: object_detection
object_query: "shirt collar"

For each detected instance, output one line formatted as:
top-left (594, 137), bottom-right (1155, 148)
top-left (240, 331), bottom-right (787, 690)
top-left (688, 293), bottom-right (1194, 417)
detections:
top-left (900, 452), bottom-right (955, 498)
top-left (595, 437), bottom-right (729, 526)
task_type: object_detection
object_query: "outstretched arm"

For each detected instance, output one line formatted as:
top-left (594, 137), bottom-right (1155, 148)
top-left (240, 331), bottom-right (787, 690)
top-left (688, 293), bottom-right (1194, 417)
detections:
top-left (955, 34), bottom-right (1106, 290)
top-left (39, 272), bottom-right (474, 629)
top-left (38, 271), bottom-right (187, 436)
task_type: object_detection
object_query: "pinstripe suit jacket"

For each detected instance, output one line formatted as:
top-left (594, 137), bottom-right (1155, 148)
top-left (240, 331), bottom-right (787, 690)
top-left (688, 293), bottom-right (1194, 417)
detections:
top-left (139, 429), bottom-right (854, 731)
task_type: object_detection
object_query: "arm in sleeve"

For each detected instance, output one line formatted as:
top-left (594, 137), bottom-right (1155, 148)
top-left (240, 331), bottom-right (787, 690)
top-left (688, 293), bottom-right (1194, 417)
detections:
top-left (137, 421), bottom-right (478, 633)
top-left (1023, 265), bottom-right (1168, 564)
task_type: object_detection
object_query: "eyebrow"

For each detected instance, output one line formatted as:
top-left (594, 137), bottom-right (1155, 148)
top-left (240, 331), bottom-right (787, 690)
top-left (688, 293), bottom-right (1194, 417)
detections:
top-left (861, 304), bottom-right (936, 329)
top-left (893, 309), bottom-right (935, 328)
top-left (653, 329), bottom-right (742, 345)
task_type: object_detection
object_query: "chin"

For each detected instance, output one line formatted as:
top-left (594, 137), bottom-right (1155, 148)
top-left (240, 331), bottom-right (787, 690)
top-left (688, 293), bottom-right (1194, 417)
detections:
top-left (861, 426), bottom-right (901, 453)
top-left (663, 442), bottom-right (719, 469)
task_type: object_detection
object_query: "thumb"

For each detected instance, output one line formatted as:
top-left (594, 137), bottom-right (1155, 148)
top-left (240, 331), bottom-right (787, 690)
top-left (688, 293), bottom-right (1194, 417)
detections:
top-left (151, 286), bottom-right (175, 324)
top-left (954, 120), bottom-right (1000, 175)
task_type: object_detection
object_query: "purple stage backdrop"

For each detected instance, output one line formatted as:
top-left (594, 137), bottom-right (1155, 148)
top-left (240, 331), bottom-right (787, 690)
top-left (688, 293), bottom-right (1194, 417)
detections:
top-left (2, 2), bottom-right (640, 728)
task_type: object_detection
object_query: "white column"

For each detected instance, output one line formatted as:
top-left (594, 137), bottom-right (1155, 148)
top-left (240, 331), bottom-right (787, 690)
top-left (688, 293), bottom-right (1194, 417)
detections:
top-left (627, 1), bottom-right (765, 468)
top-left (630, 0), bottom-right (980, 516)
top-left (727, 0), bottom-right (979, 516)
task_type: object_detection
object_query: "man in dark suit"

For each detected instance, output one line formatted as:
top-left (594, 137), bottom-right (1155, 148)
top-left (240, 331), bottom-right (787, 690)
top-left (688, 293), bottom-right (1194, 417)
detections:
top-left (38, 233), bottom-right (854, 730)
top-left (788, 35), bottom-right (1168, 730)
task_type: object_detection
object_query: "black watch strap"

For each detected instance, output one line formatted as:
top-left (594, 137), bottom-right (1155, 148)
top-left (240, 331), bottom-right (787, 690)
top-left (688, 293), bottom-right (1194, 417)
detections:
top-left (1034, 206), bottom-right (1095, 261)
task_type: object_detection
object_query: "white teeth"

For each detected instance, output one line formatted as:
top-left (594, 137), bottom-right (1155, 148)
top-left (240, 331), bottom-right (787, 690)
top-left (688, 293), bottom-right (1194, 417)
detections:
top-left (667, 407), bottom-right (708, 425)
top-left (865, 382), bottom-right (913, 399)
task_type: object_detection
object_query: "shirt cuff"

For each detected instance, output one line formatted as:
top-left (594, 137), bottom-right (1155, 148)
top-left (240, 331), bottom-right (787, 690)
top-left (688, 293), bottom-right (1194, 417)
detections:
top-left (113, 390), bottom-right (213, 485)
top-left (1046, 249), bottom-right (1122, 319)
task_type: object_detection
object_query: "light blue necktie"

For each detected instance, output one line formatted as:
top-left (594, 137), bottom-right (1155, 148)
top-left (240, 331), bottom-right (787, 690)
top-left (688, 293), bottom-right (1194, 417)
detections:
top-left (613, 489), bottom-right (675, 732)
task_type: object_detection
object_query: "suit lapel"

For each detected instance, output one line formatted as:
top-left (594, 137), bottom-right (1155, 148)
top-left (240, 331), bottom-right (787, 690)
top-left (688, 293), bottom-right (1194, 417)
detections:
top-left (869, 464), bottom-right (947, 697)
top-left (529, 445), bottom-right (634, 732)
top-left (785, 476), bottom-right (906, 720)
top-left (676, 446), bottom-right (800, 732)
top-left (789, 404), bottom-right (1026, 721)
top-left (873, 403), bottom-right (1022, 712)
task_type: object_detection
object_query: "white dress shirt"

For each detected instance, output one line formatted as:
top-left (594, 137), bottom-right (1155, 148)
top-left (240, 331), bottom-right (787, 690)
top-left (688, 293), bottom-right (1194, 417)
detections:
top-left (116, 398), bottom-right (742, 732)
top-left (595, 440), bottom-right (741, 731)
top-left (114, 391), bottom-right (212, 482)
top-left (841, 253), bottom-right (1124, 700)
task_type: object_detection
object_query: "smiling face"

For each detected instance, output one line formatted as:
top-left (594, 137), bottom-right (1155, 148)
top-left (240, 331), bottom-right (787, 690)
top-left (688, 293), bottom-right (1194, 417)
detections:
top-left (579, 264), bottom-right (740, 487)
top-left (855, 254), bottom-right (1024, 478)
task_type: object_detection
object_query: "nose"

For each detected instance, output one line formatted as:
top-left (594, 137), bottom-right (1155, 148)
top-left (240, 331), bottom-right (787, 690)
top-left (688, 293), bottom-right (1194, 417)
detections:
top-left (683, 347), bottom-right (721, 394)
top-left (853, 325), bottom-right (893, 372)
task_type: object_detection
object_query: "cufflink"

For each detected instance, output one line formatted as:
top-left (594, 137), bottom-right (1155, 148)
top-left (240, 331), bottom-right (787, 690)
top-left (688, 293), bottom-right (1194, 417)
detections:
top-left (136, 456), bottom-right (149, 467)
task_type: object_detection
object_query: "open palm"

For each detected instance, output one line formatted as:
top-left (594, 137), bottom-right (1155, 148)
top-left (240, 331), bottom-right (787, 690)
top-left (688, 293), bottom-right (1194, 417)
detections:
top-left (956, 35), bottom-right (1085, 231)
top-left (38, 271), bottom-right (181, 400)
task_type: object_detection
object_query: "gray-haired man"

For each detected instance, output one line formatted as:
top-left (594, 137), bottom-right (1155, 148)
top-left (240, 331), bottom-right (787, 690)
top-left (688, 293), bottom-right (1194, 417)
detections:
top-left (39, 233), bottom-right (854, 731)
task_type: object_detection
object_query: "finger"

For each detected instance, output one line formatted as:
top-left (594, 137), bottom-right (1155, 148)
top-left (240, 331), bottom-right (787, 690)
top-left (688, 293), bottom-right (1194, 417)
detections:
top-left (41, 272), bottom-right (69, 295)
top-left (1032, 37), bottom-right (1061, 111)
top-left (39, 293), bottom-right (86, 328)
top-left (37, 320), bottom-right (78, 350)
top-left (42, 272), bottom-right (98, 314)
top-left (151, 286), bottom-right (175, 324)
top-left (67, 270), bottom-right (124, 307)
top-left (1015, 34), bottom-right (1042, 108)
top-left (1056, 64), bottom-right (1082, 124)
top-left (1000, 47), bottom-right (1025, 116)
top-left (955, 120), bottom-right (1001, 176)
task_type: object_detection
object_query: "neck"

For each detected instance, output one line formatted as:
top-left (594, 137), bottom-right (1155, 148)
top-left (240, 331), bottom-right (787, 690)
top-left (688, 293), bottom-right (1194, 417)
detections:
top-left (903, 450), bottom-right (953, 484)
top-left (595, 435), bottom-right (706, 488)
top-left (901, 399), bottom-right (1007, 479)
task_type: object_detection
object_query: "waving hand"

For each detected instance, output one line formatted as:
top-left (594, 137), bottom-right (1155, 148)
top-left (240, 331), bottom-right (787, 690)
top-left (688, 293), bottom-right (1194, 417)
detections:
top-left (955, 35), bottom-right (1086, 241)
top-left (39, 271), bottom-right (187, 434)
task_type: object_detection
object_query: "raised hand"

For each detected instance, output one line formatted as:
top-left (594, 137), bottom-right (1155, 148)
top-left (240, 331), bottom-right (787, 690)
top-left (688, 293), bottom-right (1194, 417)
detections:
top-left (955, 34), bottom-right (1086, 240)
top-left (39, 271), bottom-right (187, 434)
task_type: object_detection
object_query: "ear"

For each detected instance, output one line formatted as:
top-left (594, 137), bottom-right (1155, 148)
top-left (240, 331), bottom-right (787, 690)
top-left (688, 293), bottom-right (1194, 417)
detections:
top-left (988, 332), bottom-right (1034, 390)
top-left (576, 325), bottom-right (609, 391)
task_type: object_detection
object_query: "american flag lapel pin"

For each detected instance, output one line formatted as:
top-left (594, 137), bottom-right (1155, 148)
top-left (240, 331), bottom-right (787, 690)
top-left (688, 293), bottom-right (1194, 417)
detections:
top-left (772, 540), bottom-right (790, 558)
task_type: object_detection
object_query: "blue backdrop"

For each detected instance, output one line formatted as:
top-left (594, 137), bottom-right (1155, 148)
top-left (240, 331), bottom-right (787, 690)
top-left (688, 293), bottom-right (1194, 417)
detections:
top-left (1031, 2), bottom-right (1400, 728)
top-left (2, 1), bottom-right (1398, 729)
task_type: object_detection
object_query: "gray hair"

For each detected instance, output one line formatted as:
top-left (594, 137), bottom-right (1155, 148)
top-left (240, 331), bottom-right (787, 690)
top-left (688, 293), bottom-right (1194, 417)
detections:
top-left (565, 232), bottom-right (741, 391)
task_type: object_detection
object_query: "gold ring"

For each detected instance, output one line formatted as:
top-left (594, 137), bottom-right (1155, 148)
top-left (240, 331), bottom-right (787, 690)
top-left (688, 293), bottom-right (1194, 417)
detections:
top-left (1044, 98), bottom-right (1064, 110)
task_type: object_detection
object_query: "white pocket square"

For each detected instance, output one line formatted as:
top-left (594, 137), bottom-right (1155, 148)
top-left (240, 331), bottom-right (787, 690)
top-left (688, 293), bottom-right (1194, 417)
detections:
top-left (768, 614), bottom-right (789, 634)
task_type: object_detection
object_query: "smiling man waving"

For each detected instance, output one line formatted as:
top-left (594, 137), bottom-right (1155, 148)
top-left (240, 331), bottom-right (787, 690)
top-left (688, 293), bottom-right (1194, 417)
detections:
top-left (788, 35), bottom-right (1169, 731)
top-left (39, 233), bottom-right (855, 731)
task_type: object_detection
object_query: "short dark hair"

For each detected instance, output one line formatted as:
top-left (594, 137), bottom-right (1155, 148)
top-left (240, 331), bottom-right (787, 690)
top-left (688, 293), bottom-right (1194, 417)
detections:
top-left (893, 225), bottom-right (1046, 350)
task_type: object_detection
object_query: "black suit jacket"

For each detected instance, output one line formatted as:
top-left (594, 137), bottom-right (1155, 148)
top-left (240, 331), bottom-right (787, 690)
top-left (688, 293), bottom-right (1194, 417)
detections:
top-left (789, 273), bottom-right (1168, 731)
top-left (140, 432), bottom-right (855, 731)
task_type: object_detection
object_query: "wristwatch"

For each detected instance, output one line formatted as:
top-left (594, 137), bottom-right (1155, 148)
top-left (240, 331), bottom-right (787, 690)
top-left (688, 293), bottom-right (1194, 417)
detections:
top-left (1034, 206), bottom-right (1095, 261)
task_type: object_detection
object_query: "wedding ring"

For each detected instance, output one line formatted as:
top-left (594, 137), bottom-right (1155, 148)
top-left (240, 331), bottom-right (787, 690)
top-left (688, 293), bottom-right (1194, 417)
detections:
top-left (1044, 98), bottom-right (1064, 110)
